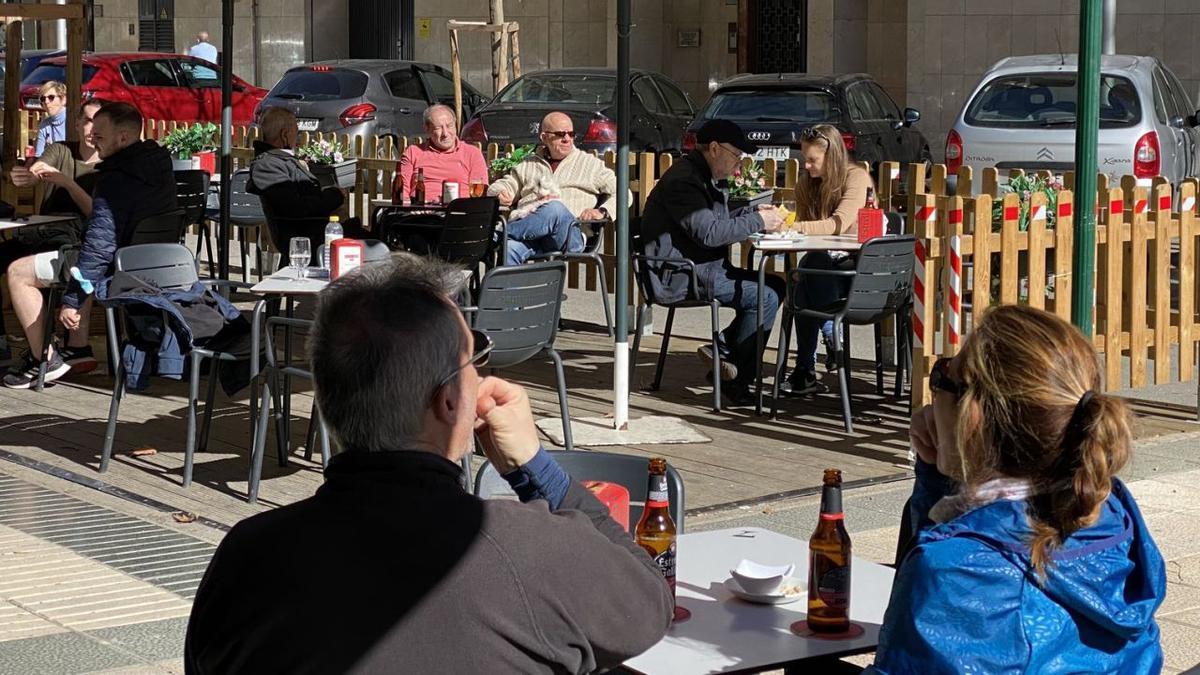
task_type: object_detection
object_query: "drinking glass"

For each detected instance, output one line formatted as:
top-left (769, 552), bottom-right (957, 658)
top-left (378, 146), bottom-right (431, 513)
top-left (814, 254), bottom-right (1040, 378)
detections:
top-left (470, 181), bottom-right (486, 198)
top-left (289, 237), bottom-right (311, 280)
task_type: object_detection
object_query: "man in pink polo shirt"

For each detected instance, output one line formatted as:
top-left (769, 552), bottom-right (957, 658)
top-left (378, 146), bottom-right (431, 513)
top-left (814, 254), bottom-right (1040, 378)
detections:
top-left (395, 104), bottom-right (488, 203)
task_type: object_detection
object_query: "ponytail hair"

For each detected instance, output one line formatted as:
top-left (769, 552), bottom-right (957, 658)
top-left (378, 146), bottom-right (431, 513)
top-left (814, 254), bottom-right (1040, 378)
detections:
top-left (954, 305), bottom-right (1132, 578)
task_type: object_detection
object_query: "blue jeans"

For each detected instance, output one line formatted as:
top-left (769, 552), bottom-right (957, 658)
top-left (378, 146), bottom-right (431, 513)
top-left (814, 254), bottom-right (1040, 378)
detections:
top-left (710, 268), bottom-right (785, 387)
top-left (792, 252), bottom-right (853, 372)
top-left (504, 200), bottom-right (584, 265)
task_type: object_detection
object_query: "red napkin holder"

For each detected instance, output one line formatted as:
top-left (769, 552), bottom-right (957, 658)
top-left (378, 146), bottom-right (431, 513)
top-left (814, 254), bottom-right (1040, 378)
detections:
top-left (583, 481), bottom-right (630, 532)
top-left (330, 238), bottom-right (364, 280)
top-left (194, 150), bottom-right (216, 175)
top-left (857, 207), bottom-right (884, 242)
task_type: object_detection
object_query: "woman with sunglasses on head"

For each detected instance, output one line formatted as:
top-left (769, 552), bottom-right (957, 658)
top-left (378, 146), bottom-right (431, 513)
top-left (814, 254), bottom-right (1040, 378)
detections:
top-left (866, 305), bottom-right (1165, 674)
top-left (779, 124), bottom-right (875, 396)
top-left (34, 81), bottom-right (69, 158)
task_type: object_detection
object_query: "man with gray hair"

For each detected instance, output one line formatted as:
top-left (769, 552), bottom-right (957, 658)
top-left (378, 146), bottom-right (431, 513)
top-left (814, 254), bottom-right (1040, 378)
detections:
top-left (184, 254), bottom-right (673, 673)
top-left (393, 103), bottom-right (488, 203)
top-left (249, 106), bottom-right (367, 263)
top-left (187, 31), bottom-right (218, 64)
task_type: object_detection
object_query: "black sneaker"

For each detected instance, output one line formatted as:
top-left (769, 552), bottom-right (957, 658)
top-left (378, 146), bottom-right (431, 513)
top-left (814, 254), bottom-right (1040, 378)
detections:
top-left (2, 351), bottom-right (70, 389)
top-left (825, 349), bottom-right (842, 372)
top-left (722, 381), bottom-right (757, 407)
top-left (779, 369), bottom-right (828, 397)
top-left (697, 344), bottom-right (738, 382)
top-left (60, 345), bottom-right (98, 375)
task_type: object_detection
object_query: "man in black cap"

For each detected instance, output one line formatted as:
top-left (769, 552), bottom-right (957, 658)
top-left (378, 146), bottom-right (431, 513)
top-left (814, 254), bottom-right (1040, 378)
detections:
top-left (640, 119), bottom-right (785, 406)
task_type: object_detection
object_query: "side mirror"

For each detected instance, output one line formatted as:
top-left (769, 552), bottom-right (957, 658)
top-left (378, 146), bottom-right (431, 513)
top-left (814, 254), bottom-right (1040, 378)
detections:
top-left (1169, 114), bottom-right (1186, 129)
top-left (903, 107), bottom-right (921, 126)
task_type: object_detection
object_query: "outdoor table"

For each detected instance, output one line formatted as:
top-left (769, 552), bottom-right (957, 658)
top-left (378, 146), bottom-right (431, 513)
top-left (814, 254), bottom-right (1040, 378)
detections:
top-left (749, 234), bottom-right (863, 415)
top-left (248, 268), bottom-right (329, 462)
top-left (370, 199), bottom-right (450, 229)
top-left (0, 214), bottom-right (81, 241)
top-left (624, 526), bottom-right (894, 675)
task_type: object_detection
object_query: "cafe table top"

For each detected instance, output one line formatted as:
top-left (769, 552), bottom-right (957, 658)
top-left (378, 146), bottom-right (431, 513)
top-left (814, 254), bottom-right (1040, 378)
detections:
top-left (624, 526), bottom-right (894, 675)
top-left (249, 268), bottom-right (329, 296)
top-left (0, 214), bottom-right (80, 231)
top-left (748, 233), bottom-right (863, 253)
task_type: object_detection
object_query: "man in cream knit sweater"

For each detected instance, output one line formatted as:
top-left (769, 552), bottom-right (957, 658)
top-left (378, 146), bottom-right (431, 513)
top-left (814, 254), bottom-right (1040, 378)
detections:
top-left (488, 112), bottom-right (617, 265)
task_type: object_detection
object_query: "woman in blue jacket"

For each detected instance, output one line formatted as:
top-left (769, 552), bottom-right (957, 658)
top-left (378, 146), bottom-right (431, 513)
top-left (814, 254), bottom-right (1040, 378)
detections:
top-left (869, 305), bottom-right (1166, 674)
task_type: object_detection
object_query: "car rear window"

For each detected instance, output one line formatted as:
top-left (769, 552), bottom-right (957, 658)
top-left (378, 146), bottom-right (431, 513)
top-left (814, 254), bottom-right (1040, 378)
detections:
top-left (702, 89), bottom-right (837, 122)
top-left (965, 73), bottom-right (1140, 128)
top-left (270, 68), bottom-right (369, 101)
top-left (23, 64), bottom-right (99, 86)
top-left (497, 75), bottom-right (615, 105)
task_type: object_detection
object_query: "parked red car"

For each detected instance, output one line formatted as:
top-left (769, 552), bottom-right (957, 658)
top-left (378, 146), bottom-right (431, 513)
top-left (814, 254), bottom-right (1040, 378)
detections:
top-left (20, 52), bottom-right (266, 125)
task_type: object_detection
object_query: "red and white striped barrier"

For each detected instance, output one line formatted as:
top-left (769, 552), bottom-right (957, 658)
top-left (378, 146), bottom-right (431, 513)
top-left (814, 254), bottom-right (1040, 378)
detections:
top-left (1182, 195), bottom-right (1196, 213)
top-left (1031, 204), bottom-right (1046, 223)
top-left (912, 239), bottom-right (926, 350)
top-left (915, 204), bottom-right (937, 225)
top-left (946, 209), bottom-right (963, 347)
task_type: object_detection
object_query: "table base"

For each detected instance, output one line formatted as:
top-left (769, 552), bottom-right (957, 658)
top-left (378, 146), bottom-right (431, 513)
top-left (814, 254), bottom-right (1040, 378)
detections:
top-left (789, 620), bottom-right (866, 640)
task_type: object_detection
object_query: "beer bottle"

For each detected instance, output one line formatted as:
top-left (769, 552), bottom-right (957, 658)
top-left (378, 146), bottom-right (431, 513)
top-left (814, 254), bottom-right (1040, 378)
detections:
top-left (636, 458), bottom-right (677, 600)
top-left (391, 164), bottom-right (404, 204)
top-left (413, 168), bottom-right (426, 206)
top-left (808, 468), bottom-right (852, 633)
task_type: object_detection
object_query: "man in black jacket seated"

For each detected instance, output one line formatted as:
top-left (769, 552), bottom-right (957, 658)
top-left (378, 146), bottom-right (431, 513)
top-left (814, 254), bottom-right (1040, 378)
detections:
top-left (184, 254), bottom-right (674, 674)
top-left (248, 106), bottom-right (368, 263)
top-left (640, 119), bottom-right (785, 406)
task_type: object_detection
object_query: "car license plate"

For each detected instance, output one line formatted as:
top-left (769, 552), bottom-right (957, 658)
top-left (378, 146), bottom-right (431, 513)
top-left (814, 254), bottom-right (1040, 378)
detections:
top-left (297, 118), bottom-right (320, 131)
top-left (23, 98), bottom-right (40, 110)
top-left (752, 146), bottom-right (790, 161)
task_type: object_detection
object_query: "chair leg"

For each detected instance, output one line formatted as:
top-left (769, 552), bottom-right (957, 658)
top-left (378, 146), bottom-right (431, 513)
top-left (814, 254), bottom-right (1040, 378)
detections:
top-left (198, 356), bottom-right (220, 453)
top-left (710, 300), bottom-right (722, 413)
top-left (100, 364), bottom-right (125, 473)
top-left (652, 307), bottom-right (676, 392)
top-left (271, 367), bottom-right (289, 467)
top-left (874, 323), bottom-right (885, 396)
top-left (314, 404), bottom-right (331, 468)
top-left (631, 303), bottom-right (647, 385)
top-left (239, 233), bottom-right (251, 284)
top-left (833, 320), bottom-right (853, 433)
top-left (771, 309), bottom-right (793, 420)
top-left (35, 287), bottom-right (61, 392)
top-left (895, 313), bottom-right (909, 398)
top-left (249, 374), bottom-right (272, 504)
top-left (548, 348), bottom-right (574, 452)
top-left (594, 255), bottom-right (614, 337)
top-left (184, 351), bottom-right (203, 488)
top-left (304, 400), bottom-right (318, 462)
top-left (203, 224), bottom-right (217, 278)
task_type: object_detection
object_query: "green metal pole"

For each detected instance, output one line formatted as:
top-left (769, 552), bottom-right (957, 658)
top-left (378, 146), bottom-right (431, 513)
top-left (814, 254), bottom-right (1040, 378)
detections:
top-left (1072, 0), bottom-right (1103, 335)
top-left (612, 0), bottom-right (631, 428)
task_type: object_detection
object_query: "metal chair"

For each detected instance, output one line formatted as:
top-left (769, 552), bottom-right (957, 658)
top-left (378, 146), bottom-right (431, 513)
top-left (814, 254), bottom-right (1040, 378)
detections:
top-left (530, 217), bottom-right (613, 336)
top-left (460, 261), bottom-right (574, 451)
top-left (771, 235), bottom-right (916, 432)
top-left (473, 450), bottom-right (686, 535)
top-left (203, 170), bottom-right (270, 282)
top-left (99, 243), bottom-right (250, 486)
top-left (629, 217), bottom-right (725, 412)
top-left (380, 197), bottom-right (501, 293)
top-left (176, 170), bottom-right (213, 275)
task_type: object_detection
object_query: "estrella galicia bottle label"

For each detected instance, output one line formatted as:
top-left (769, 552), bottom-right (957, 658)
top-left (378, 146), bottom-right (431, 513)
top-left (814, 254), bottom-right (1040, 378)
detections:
top-left (651, 542), bottom-right (677, 591)
top-left (817, 565), bottom-right (850, 607)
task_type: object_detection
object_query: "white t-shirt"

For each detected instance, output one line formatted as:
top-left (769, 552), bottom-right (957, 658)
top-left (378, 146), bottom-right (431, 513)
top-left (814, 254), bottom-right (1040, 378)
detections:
top-left (188, 42), bottom-right (218, 64)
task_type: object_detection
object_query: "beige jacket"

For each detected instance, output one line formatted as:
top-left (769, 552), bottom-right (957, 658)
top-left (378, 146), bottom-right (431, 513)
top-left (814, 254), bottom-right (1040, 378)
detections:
top-left (793, 165), bottom-right (875, 235)
top-left (487, 148), bottom-right (627, 219)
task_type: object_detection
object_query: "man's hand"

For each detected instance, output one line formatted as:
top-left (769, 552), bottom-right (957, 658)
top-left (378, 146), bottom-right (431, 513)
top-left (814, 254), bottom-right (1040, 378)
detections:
top-left (59, 306), bottom-right (81, 331)
top-left (909, 404), bottom-right (938, 466)
top-left (474, 376), bottom-right (541, 474)
top-left (497, 190), bottom-right (514, 207)
top-left (758, 205), bottom-right (785, 232)
top-left (10, 165), bottom-right (35, 187)
top-left (579, 208), bottom-right (606, 222)
top-left (30, 163), bottom-right (67, 186)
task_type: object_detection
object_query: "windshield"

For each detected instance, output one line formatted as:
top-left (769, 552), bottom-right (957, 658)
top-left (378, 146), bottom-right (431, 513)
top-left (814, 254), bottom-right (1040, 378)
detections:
top-left (702, 89), bottom-right (837, 122)
top-left (497, 75), bottom-right (615, 105)
top-left (965, 73), bottom-right (1140, 128)
top-left (270, 68), bottom-right (368, 101)
top-left (23, 64), bottom-right (99, 86)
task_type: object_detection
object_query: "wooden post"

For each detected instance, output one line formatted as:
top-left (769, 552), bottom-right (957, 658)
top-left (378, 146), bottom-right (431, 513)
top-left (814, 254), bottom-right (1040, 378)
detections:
top-left (999, 193), bottom-right (1019, 304)
top-left (906, 162), bottom-right (926, 198)
top-left (1103, 188), bottom-right (1125, 390)
top-left (489, 0), bottom-right (507, 93)
top-left (3, 21), bottom-right (21, 173)
top-left (971, 194), bottom-right (993, 318)
top-left (1178, 181), bottom-right (1196, 382)
top-left (1152, 182), bottom-right (1171, 384)
top-left (956, 166), bottom-right (973, 197)
top-left (1129, 186), bottom-right (1148, 388)
top-left (1054, 190), bottom-right (1075, 321)
top-left (449, 28), bottom-right (463, 126)
top-left (930, 164), bottom-right (947, 197)
top-left (982, 167), bottom-right (999, 197)
top-left (1028, 192), bottom-right (1048, 310)
top-left (508, 24), bottom-right (521, 79)
top-left (66, 1), bottom-right (86, 142)
top-left (911, 193), bottom-right (938, 410)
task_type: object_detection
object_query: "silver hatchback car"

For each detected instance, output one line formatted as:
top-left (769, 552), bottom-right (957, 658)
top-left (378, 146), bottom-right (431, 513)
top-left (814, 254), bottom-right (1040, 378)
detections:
top-left (947, 54), bottom-right (1200, 189)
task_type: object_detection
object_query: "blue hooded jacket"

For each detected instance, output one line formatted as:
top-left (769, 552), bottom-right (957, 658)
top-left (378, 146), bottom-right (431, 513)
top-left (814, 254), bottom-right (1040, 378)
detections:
top-left (869, 461), bottom-right (1166, 674)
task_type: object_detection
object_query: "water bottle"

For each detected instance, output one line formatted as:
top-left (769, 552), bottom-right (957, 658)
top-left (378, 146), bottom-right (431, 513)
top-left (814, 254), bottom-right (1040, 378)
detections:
top-left (322, 216), bottom-right (343, 270)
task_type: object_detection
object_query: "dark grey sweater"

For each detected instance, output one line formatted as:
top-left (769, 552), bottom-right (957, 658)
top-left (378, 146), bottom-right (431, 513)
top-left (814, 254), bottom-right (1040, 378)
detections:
top-left (184, 450), bottom-right (673, 674)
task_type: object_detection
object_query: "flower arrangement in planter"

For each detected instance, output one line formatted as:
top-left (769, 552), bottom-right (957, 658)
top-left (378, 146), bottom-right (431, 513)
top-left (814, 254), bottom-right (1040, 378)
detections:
top-left (297, 139), bottom-right (356, 189)
top-left (727, 161), bottom-right (773, 210)
top-left (990, 173), bottom-right (1062, 232)
top-left (489, 144), bottom-right (536, 181)
top-left (161, 122), bottom-right (218, 172)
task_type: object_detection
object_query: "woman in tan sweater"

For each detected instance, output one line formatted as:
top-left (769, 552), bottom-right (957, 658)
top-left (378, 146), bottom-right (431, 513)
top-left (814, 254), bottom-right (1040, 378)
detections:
top-left (781, 124), bottom-right (875, 396)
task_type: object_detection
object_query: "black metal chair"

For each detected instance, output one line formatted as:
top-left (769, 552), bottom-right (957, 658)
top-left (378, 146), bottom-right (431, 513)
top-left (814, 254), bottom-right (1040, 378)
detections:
top-left (99, 243), bottom-right (250, 486)
top-left (204, 170), bottom-right (270, 282)
top-left (771, 235), bottom-right (916, 432)
top-left (530, 217), bottom-right (613, 336)
top-left (380, 197), bottom-right (502, 293)
top-left (258, 199), bottom-right (330, 268)
top-left (473, 450), bottom-right (686, 535)
top-left (629, 217), bottom-right (725, 413)
top-left (461, 261), bottom-right (574, 451)
top-left (176, 170), bottom-right (213, 275)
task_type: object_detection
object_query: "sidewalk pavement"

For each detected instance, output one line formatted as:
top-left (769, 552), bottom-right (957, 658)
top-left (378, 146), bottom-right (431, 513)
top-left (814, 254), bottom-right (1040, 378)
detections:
top-left (1, 430), bottom-right (1199, 673)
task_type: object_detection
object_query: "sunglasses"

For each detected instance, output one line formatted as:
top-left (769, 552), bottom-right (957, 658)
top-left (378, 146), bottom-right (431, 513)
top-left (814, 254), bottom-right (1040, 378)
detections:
top-left (39, 94), bottom-right (60, 102)
top-left (929, 357), bottom-right (967, 400)
top-left (544, 130), bottom-right (575, 140)
top-left (434, 329), bottom-right (493, 393)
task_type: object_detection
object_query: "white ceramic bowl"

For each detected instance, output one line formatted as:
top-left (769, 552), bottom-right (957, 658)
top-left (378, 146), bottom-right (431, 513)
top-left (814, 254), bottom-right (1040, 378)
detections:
top-left (729, 559), bottom-right (795, 596)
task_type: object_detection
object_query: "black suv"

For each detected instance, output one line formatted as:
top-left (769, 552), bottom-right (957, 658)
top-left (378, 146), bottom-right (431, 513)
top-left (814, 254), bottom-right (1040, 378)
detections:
top-left (687, 73), bottom-right (931, 173)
